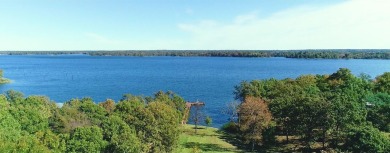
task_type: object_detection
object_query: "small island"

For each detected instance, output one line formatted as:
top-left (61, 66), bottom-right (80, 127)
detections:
top-left (0, 69), bottom-right (10, 84)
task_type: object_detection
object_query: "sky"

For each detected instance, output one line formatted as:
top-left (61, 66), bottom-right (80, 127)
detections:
top-left (0, 0), bottom-right (389, 50)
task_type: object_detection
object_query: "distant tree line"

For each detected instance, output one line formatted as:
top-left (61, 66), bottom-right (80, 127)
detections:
top-left (0, 90), bottom-right (186, 152)
top-left (227, 68), bottom-right (390, 152)
top-left (1, 49), bottom-right (390, 59)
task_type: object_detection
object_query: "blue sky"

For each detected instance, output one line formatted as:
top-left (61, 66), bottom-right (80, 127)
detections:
top-left (0, 0), bottom-right (389, 50)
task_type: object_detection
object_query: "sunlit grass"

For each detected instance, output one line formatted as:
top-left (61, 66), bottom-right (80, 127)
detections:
top-left (176, 124), bottom-right (241, 153)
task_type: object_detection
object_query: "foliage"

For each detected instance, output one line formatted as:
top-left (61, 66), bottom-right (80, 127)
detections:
top-left (232, 68), bottom-right (390, 152)
top-left (374, 72), bottom-right (390, 94)
top-left (66, 126), bottom-right (107, 152)
top-left (9, 96), bottom-right (56, 134)
top-left (0, 90), bottom-right (185, 153)
top-left (221, 122), bottom-right (239, 134)
top-left (0, 95), bottom-right (22, 142)
top-left (238, 97), bottom-right (273, 150)
top-left (0, 69), bottom-right (10, 84)
top-left (365, 93), bottom-right (390, 132)
top-left (205, 116), bottom-right (212, 127)
top-left (102, 115), bottom-right (141, 153)
top-left (98, 99), bottom-right (115, 114)
top-left (344, 125), bottom-right (390, 153)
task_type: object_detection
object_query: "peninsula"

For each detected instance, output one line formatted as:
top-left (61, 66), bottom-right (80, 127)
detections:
top-left (0, 70), bottom-right (10, 84)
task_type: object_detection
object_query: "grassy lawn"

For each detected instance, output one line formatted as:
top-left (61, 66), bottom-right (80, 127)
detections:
top-left (175, 124), bottom-right (324, 153)
top-left (176, 124), bottom-right (242, 153)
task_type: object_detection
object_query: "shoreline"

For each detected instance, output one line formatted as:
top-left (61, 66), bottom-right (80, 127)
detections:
top-left (0, 50), bottom-right (390, 59)
top-left (0, 78), bottom-right (11, 84)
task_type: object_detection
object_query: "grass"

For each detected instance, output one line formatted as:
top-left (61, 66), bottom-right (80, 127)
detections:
top-left (176, 124), bottom-right (243, 153)
top-left (176, 124), bottom-right (327, 153)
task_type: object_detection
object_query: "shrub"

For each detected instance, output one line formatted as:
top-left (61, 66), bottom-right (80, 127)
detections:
top-left (344, 125), bottom-right (390, 153)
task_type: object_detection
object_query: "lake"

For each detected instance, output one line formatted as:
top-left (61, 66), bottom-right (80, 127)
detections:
top-left (1, 55), bottom-right (390, 127)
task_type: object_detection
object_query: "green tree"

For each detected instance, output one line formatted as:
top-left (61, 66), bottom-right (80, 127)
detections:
top-left (51, 98), bottom-right (107, 133)
top-left (66, 126), bottom-right (108, 153)
top-left (365, 93), bottom-right (390, 132)
top-left (9, 96), bottom-right (56, 134)
top-left (102, 115), bottom-right (141, 153)
top-left (205, 116), bottom-right (212, 128)
top-left (79, 99), bottom-right (107, 126)
top-left (35, 130), bottom-right (67, 153)
top-left (374, 72), bottom-right (390, 94)
top-left (6, 90), bottom-right (24, 103)
top-left (0, 95), bottom-right (22, 142)
top-left (115, 94), bottom-right (181, 152)
top-left (150, 91), bottom-right (186, 116)
top-left (147, 102), bottom-right (181, 152)
top-left (267, 79), bottom-right (301, 143)
top-left (344, 125), bottom-right (390, 153)
top-left (13, 133), bottom-right (51, 153)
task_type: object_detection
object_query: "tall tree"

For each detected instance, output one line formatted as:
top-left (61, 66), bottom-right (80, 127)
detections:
top-left (190, 102), bottom-right (205, 134)
top-left (101, 115), bottom-right (141, 153)
top-left (239, 97), bottom-right (272, 151)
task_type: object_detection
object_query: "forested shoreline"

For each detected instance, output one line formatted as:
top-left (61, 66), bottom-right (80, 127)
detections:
top-left (0, 68), bottom-right (389, 152)
top-left (1, 49), bottom-right (390, 59)
top-left (228, 68), bottom-right (390, 152)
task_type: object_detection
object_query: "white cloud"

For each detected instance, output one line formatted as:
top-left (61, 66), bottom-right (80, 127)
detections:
top-left (176, 0), bottom-right (390, 50)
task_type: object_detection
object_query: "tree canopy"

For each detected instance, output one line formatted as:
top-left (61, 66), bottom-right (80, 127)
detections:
top-left (0, 90), bottom-right (186, 153)
top-left (231, 68), bottom-right (390, 152)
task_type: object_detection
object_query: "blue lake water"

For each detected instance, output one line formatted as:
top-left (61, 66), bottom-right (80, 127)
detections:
top-left (1, 55), bottom-right (390, 127)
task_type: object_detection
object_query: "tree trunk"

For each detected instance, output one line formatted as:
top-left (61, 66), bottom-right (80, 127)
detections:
top-left (306, 129), bottom-right (312, 150)
top-left (286, 129), bottom-right (289, 144)
top-left (252, 141), bottom-right (255, 152)
top-left (195, 123), bottom-right (198, 134)
top-left (322, 126), bottom-right (326, 149)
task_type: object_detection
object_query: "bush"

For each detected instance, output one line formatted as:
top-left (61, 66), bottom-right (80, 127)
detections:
top-left (221, 121), bottom-right (239, 133)
top-left (344, 125), bottom-right (390, 153)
